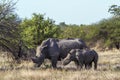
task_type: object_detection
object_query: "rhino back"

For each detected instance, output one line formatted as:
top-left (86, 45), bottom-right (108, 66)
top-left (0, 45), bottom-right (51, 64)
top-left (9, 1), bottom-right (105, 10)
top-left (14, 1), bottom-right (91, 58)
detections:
top-left (83, 50), bottom-right (95, 63)
top-left (57, 39), bottom-right (85, 59)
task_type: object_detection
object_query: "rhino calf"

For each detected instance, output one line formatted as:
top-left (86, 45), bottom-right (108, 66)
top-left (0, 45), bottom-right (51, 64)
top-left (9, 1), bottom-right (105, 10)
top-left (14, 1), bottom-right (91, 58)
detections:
top-left (63, 49), bottom-right (98, 70)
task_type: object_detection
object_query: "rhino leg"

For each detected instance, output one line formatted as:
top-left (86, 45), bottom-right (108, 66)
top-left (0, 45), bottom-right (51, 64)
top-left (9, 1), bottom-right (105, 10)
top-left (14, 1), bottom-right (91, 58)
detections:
top-left (94, 59), bottom-right (98, 70)
top-left (88, 62), bottom-right (92, 69)
top-left (77, 56), bottom-right (83, 69)
top-left (85, 63), bottom-right (90, 69)
top-left (92, 50), bottom-right (98, 70)
top-left (94, 62), bottom-right (97, 70)
top-left (51, 57), bottom-right (58, 68)
top-left (79, 62), bottom-right (83, 69)
top-left (74, 61), bottom-right (79, 69)
top-left (74, 60), bottom-right (83, 70)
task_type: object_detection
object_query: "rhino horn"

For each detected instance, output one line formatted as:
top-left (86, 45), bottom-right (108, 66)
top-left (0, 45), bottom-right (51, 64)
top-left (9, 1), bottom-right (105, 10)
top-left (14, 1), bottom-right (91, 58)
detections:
top-left (31, 57), bottom-right (38, 63)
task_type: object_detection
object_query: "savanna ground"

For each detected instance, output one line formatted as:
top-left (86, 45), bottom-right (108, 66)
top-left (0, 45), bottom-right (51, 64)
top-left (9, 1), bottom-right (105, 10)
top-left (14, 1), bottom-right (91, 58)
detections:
top-left (0, 49), bottom-right (120, 80)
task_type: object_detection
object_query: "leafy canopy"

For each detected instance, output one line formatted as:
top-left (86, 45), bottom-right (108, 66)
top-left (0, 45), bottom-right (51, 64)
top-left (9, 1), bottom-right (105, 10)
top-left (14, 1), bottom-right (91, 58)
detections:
top-left (20, 13), bottom-right (60, 48)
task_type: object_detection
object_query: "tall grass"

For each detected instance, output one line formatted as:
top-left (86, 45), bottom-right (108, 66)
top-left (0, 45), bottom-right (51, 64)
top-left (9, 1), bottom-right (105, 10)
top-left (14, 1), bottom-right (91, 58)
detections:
top-left (0, 69), bottom-right (120, 80)
top-left (0, 50), bottom-right (120, 80)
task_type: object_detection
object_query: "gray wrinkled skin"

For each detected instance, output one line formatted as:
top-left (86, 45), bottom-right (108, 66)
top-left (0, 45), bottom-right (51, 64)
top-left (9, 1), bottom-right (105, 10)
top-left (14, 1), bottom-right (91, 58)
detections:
top-left (32, 38), bottom-right (88, 68)
top-left (63, 49), bottom-right (98, 70)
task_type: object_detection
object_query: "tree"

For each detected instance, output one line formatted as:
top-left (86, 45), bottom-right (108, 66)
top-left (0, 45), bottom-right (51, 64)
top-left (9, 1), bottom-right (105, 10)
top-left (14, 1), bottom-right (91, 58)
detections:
top-left (98, 17), bottom-right (120, 49)
top-left (0, 0), bottom-right (17, 22)
top-left (108, 5), bottom-right (120, 17)
top-left (107, 5), bottom-right (120, 49)
top-left (0, 0), bottom-right (21, 59)
top-left (20, 13), bottom-right (60, 48)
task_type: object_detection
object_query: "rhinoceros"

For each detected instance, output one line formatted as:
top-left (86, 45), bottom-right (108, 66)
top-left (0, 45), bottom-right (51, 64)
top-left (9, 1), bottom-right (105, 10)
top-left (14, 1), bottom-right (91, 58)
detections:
top-left (63, 49), bottom-right (98, 70)
top-left (32, 38), bottom-right (88, 68)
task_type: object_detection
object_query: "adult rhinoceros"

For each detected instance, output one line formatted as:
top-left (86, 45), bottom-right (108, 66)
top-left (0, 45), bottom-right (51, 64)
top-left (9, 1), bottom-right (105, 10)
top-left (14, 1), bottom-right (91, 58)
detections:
top-left (32, 38), bottom-right (88, 68)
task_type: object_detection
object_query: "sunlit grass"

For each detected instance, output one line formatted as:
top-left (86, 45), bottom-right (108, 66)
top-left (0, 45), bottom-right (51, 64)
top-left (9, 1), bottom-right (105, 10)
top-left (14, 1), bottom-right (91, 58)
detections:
top-left (0, 69), bottom-right (120, 80)
top-left (0, 49), bottom-right (120, 80)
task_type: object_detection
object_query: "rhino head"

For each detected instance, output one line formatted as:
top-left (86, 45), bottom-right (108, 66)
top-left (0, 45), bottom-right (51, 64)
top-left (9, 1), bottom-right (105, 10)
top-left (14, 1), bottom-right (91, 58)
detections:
top-left (63, 49), bottom-right (83, 66)
top-left (63, 49), bottom-right (77, 65)
top-left (32, 45), bottom-right (48, 67)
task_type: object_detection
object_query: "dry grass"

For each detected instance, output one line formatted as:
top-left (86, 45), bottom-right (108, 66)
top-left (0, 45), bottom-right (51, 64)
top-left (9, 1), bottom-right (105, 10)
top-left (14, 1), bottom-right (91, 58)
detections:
top-left (0, 68), bottom-right (120, 80)
top-left (0, 49), bottom-right (120, 80)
